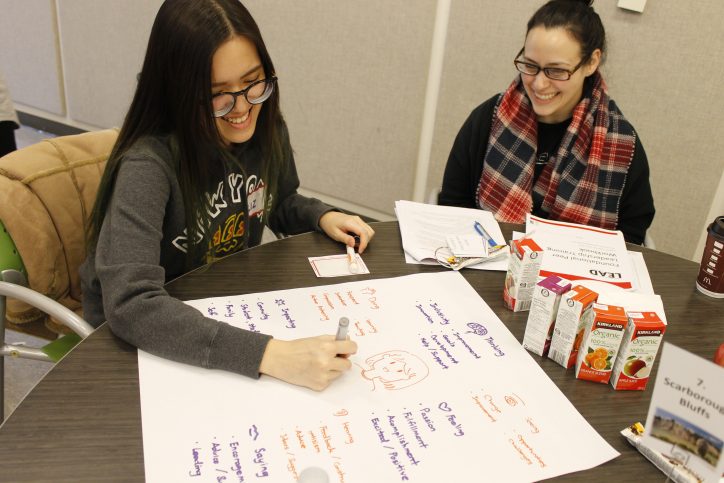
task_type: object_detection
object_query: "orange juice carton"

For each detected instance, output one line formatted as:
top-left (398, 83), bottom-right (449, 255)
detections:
top-left (575, 303), bottom-right (628, 384)
top-left (503, 238), bottom-right (544, 312)
top-left (548, 285), bottom-right (598, 368)
top-left (610, 311), bottom-right (666, 390)
top-left (522, 275), bottom-right (572, 356)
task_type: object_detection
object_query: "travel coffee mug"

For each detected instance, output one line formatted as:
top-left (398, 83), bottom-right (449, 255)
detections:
top-left (696, 215), bottom-right (724, 297)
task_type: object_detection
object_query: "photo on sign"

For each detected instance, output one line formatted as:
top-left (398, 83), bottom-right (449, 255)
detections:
top-left (650, 407), bottom-right (723, 468)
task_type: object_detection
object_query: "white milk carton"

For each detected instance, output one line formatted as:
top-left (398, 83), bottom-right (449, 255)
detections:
top-left (522, 275), bottom-right (572, 356)
top-left (503, 238), bottom-right (544, 312)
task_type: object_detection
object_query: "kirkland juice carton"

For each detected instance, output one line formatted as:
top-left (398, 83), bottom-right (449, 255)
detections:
top-left (610, 311), bottom-right (666, 390)
top-left (575, 303), bottom-right (628, 384)
top-left (548, 285), bottom-right (598, 368)
top-left (522, 275), bottom-right (572, 356)
top-left (503, 238), bottom-right (544, 312)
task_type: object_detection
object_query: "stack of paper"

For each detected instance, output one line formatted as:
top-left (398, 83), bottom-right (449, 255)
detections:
top-left (395, 200), bottom-right (508, 271)
top-left (524, 214), bottom-right (641, 291)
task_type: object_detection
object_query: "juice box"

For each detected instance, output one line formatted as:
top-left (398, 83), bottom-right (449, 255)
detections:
top-left (575, 303), bottom-right (628, 384)
top-left (503, 238), bottom-right (544, 312)
top-left (522, 275), bottom-right (572, 356)
top-left (610, 311), bottom-right (666, 390)
top-left (548, 285), bottom-right (598, 368)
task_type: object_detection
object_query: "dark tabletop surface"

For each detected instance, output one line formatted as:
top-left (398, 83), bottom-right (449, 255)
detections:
top-left (0, 221), bottom-right (720, 482)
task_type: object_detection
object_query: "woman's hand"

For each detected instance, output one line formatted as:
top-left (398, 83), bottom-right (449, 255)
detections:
top-left (318, 211), bottom-right (375, 253)
top-left (259, 336), bottom-right (358, 391)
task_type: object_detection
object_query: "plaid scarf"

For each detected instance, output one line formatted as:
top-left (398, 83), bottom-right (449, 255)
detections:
top-left (476, 72), bottom-right (635, 230)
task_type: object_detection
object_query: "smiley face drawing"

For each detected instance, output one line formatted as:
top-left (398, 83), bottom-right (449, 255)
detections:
top-left (358, 350), bottom-right (429, 391)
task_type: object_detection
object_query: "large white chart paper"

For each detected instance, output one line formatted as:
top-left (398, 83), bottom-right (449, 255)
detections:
top-left (138, 272), bottom-right (618, 482)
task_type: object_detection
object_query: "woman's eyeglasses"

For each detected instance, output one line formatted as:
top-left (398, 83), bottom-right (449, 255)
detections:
top-left (212, 76), bottom-right (277, 118)
top-left (513, 48), bottom-right (587, 81)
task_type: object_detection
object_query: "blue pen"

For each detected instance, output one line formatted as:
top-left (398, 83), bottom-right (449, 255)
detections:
top-left (474, 221), bottom-right (498, 248)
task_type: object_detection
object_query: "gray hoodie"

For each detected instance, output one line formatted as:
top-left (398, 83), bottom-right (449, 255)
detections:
top-left (80, 133), bottom-right (332, 378)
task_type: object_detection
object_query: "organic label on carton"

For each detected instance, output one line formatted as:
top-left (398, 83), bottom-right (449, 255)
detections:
top-left (548, 285), bottom-right (598, 368)
top-left (503, 238), bottom-right (544, 312)
top-left (523, 275), bottom-right (572, 356)
top-left (575, 303), bottom-right (628, 384)
top-left (610, 311), bottom-right (666, 390)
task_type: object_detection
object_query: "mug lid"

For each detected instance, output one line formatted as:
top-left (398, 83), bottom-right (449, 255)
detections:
top-left (712, 216), bottom-right (724, 236)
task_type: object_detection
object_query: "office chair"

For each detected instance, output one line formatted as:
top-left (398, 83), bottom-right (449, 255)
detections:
top-left (0, 128), bottom-right (118, 421)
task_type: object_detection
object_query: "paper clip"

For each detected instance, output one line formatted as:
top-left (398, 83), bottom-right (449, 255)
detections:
top-left (434, 246), bottom-right (459, 269)
top-left (434, 246), bottom-right (485, 271)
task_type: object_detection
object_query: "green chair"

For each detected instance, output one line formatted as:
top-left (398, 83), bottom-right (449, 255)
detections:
top-left (1, 219), bottom-right (93, 420)
top-left (0, 128), bottom-right (118, 421)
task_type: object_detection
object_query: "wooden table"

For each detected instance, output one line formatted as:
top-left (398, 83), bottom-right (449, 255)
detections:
top-left (0, 222), bottom-right (720, 482)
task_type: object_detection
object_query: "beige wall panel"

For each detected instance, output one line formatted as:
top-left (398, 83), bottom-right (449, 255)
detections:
top-left (428, 1), bottom-right (537, 202)
top-left (597, 1), bottom-right (724, 259)
top-left (57, 0), bottom-right (163, 128)
top-left (246, 0), bottom-right (436, 215)
top-left (0, 0), bottom-right (64, 115)
top-left (430, 1), bottom-right (724, 260)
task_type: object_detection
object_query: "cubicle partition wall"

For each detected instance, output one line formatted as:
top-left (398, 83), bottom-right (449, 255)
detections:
top-left (0, 0), bottom-right (722, 261)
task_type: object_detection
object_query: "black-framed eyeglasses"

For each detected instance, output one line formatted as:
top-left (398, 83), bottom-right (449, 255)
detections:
top-left (513, 48), bottom-right (587, 81)
top-left (212, 76), bottom-right (277, 118)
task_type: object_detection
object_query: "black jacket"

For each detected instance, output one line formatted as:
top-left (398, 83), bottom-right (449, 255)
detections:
top-left (440, 95), bottom-right (655, 245)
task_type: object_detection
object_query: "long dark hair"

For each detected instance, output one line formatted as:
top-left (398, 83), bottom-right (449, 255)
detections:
top-left (87, 0), bottom-right (287, 262)
top-left (527, 0), bottom-right (606, 64)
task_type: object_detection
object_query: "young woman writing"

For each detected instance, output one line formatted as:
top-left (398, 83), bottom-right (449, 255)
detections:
top-left (81, 0), bottom-right (374, 391)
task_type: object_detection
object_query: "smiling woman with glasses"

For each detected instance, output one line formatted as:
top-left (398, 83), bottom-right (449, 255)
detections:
top-left (82, 0), bottom-right (376, 392)
top-left (439, 0), bottom-right (654, 245)
top-left (513, 47), bottom-right (588, 81)
top-left (212, 75), bottom-right (277, 117)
